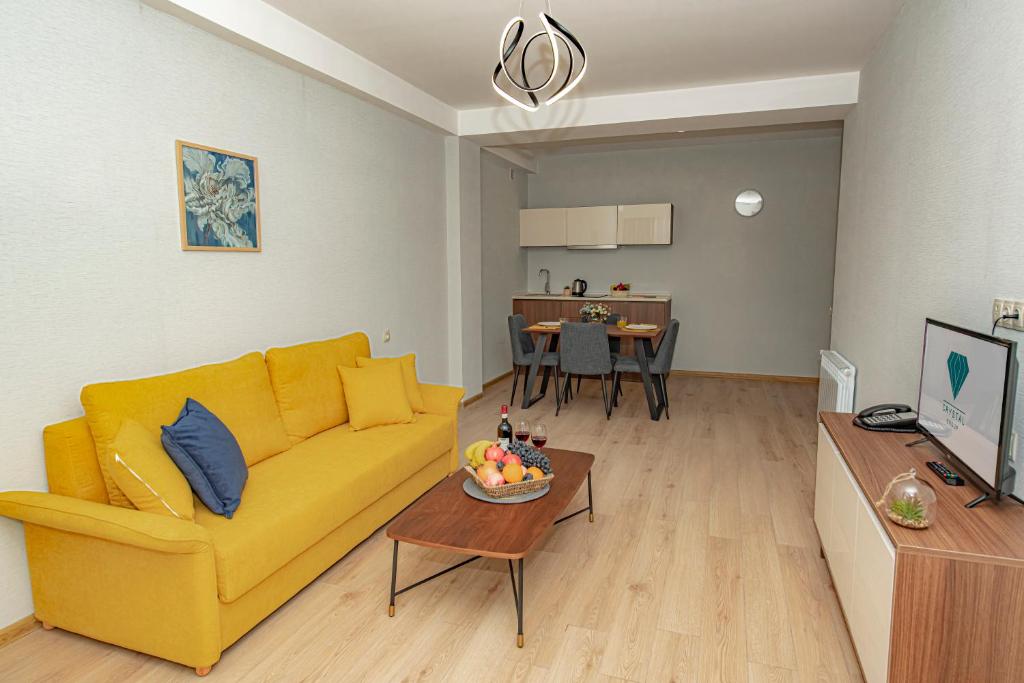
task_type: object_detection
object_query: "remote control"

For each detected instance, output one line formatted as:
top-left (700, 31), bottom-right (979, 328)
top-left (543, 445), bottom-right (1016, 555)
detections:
top-left (927, 461), bottom-right (964, 486)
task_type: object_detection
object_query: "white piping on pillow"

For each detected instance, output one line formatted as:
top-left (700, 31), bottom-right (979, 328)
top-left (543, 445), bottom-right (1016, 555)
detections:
top-left (113, 452), bottom-right (183, 519)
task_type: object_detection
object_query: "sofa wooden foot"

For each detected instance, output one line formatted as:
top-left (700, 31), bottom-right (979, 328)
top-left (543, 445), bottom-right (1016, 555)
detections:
top-left (41, 622), bottom-right (54, 630)
top-left (195, 666), bottom-right (212, 676)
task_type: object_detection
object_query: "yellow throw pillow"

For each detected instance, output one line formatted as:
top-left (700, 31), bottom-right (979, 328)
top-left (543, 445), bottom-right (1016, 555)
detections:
top-left (109, 419), bottom-right (195, 521)
top-left (355, 354), bottom-right (425, 413)
top-left (337, 364), bottom-right (414, 431)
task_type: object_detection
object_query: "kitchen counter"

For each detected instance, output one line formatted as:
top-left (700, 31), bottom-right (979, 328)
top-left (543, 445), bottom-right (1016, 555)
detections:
top-left (512, 292), bottom-right (671, 303)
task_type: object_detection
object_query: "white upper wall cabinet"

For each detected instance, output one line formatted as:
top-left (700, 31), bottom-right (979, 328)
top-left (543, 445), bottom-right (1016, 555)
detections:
top-left (566, 206), bottom-right (617, 246)
top-left (519, 208), bottom-right (567, 246)
top-left (617, 203), bottom-right (673, 245)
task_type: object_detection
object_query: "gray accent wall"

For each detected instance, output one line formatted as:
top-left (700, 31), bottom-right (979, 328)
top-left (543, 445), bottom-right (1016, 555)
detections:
top-left (481, 152), bottom-right (528, 384)
top-left (526, 137), bottom-right (842, 376)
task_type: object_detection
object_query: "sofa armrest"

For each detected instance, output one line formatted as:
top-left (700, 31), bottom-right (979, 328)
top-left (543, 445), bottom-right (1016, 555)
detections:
top-left (419, 383), bottom-right (466, 417)
top-left (418, 383), bottom-right (465, 472)
top-left (0, 491), bottom-right (212, 554)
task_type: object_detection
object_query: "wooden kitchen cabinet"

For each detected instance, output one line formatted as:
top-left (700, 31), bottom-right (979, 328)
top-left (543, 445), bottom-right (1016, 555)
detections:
top-left (566, 206), bottom-right (617, 246)
top-left (617, 204), bottom-right (672, 245)
top-left (519, 208), bottom-right (567, 246)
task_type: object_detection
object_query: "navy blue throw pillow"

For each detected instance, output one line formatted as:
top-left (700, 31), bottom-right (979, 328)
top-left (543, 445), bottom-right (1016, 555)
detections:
top-left (161, 398), bottom-right (247, 518)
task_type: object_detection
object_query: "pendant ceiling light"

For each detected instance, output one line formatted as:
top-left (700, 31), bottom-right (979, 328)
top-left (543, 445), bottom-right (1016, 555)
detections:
top-left (492, 1), bottom-right (587, 111)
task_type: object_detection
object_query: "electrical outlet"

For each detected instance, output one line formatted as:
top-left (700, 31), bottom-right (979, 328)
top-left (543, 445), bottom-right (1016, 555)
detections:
top-left (383, 328), bottom-right (391, 343)
top-left (992, 298), bottom-right (1024, 331)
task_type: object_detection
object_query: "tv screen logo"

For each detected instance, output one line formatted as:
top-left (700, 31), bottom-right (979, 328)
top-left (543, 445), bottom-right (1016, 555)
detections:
top-left (942, 351), bottom-right (969, 430)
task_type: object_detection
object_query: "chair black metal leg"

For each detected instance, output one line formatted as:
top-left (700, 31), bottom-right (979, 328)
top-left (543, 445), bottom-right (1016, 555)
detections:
top-left (554, 369), bottom-right (562, 414)
top-left (576, 375), bottom-right (582, 395)
top-left (660, 375), bottom-right (670, 419)
top-left (611, 372), bottom-right (621, 407)
top-left (510, 366), bottom-right (520, 404)
top-left (600, 375), bottom-right (611, 419)
top-left (556, 374), bottom-right (569, 416)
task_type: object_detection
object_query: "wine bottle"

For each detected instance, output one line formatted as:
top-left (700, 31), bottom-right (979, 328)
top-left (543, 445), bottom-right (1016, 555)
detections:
top-left (497, 404), bottom-right (512, 450)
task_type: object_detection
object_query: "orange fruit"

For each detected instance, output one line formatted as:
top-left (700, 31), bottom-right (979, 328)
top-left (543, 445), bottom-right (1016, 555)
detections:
top-left (503, 463), bottom-right (524, 483)
top-left (526, 466), bottom-right (545, 480)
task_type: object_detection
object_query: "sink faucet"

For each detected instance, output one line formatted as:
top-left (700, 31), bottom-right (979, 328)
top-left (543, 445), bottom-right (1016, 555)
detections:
top-left (538, 268), bottom-right (551, 294)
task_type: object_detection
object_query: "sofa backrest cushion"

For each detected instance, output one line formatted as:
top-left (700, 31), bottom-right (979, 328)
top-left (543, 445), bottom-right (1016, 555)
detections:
top-left (265, 332), bottom-right (370, 444)
top-left (81, 352), bottom-right (290, 508)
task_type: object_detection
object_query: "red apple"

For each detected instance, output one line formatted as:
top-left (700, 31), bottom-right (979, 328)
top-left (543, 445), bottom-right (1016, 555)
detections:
top-left (501, 453), bottom-right (522, 466)
top-left (484, 445), bottom-right (505, 462)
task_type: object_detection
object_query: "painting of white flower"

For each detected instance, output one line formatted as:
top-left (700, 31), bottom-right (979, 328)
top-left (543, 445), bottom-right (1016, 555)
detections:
top-left (176, 141), bottom-right (261, 251)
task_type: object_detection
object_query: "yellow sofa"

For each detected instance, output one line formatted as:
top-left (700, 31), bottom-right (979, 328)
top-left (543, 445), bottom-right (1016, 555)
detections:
top-left (0, 332), bottom-right (463, 675)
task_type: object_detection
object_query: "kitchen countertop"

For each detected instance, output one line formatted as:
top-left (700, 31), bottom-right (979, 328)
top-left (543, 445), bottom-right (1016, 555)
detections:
top-left (512, 292), bottom-right (671, 302)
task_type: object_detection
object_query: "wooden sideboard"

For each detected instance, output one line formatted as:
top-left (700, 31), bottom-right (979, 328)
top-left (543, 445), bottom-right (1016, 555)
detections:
top-left (816, 413), bottom-right (1024, 682)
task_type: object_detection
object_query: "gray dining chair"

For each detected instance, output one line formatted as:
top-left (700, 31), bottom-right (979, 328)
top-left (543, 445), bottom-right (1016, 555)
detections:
top-left (611, 319), bottom-right (680, 419)
top-left (557, 322), bottom-right (613, 419)
top-left (508, 314), bottom-right (561, 405)
top-left (572, 314), bottom-right (624, 398)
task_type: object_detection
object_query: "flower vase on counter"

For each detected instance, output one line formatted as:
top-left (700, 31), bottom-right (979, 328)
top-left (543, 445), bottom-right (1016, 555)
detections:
top-left (579, 302), bottom-right (610, 323)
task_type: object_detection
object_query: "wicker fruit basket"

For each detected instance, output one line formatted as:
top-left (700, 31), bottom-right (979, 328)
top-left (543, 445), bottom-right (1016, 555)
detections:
top-left (463, 466), bottom-right (554, 499)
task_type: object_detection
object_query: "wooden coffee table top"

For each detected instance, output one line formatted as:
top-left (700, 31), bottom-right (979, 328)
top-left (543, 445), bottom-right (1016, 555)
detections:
top-left (387, 448), bottom-right (595, 559)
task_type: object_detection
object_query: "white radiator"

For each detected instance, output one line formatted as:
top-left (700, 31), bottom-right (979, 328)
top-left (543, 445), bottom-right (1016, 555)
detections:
top-left (818, 350), bottom-right (856, 418)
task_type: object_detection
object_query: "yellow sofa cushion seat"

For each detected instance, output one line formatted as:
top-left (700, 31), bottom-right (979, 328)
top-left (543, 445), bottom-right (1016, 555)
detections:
top-left (265, 332), bottom-right (370, 444)
top-left (196, 414), bottom-right (452, 602)
top-left (81, 353), bottom-right (291, 508)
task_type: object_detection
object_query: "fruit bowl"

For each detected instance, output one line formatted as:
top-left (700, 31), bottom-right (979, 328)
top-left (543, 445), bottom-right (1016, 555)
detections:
top-left (463, 439), bottom-right (555, 500)
top-left (464, 466), bottom-right (554, 499)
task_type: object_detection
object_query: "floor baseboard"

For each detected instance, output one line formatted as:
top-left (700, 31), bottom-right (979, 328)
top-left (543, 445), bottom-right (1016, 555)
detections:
top-left (462, 370), bottom-right (514, 407)
top-left (670, 369), bottom-right (819, 384)
top-left (0, 615), bottom-right (38, 649)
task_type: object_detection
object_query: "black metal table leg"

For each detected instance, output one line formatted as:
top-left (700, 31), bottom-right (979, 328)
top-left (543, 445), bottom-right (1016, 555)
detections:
top-left (516, 557), bottom-right (524, 648)
top-left (634, 337), bottom-right (663, 420)
top-left (587, 471), bottom-right (594, 522)
top-left (388, 540), bottom-right (398, 617)
top-left (521, 332), bottom-right (549, 409)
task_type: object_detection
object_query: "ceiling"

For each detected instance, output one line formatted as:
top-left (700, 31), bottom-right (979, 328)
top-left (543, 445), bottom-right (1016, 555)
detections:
top-left (264, 0), bottom-right (902, 109)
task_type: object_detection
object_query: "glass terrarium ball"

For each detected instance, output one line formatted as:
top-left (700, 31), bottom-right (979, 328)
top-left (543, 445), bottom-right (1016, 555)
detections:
top-left (882, 471), bottom-right (937, 529)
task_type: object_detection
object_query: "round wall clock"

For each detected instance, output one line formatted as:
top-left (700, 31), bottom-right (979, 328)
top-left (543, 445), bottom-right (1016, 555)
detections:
top-left (735, 189), bottom-right (764, 217)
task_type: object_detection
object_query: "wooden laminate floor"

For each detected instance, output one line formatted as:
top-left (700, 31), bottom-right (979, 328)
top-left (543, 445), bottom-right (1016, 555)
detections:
top-left (0, 375), bottom-right (862, 682)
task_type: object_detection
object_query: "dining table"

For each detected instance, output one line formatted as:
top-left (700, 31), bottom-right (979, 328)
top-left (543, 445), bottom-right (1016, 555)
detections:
top-left (520, 322), bottom-right (666, 421)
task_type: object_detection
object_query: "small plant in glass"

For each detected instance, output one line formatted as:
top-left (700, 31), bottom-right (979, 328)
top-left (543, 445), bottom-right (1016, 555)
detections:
top-left (876, 468), bottom-right (937, 529)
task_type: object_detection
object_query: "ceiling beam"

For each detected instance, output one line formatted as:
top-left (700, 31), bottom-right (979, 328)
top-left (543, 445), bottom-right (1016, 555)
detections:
top-left (458, 72), bottom-right (859, 145)
top-left (144, 0), bottom-right (459, 134)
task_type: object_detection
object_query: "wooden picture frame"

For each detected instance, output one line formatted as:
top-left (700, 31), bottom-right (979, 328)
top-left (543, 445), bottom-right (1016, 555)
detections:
top-left (176, 140), bottom-right (261, 252)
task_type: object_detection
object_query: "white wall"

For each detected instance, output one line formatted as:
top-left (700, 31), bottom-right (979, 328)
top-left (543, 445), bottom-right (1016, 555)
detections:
top-left (480, 151), bottom-right (528, 383)
top-left (832, 0), bottom-right (1024, 406)
top-left (0, 1), bottom-right (450, 627)
top-left (526, 136), bottom-right (842, 376)
top-left (831, 0), bottom-right (1024, 496)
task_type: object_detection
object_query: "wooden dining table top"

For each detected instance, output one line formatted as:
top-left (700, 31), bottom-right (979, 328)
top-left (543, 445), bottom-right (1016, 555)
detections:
top-left (522, 322), bottom-right (662, 339)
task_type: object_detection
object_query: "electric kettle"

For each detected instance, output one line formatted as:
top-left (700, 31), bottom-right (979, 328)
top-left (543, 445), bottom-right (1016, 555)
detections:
top-left (571, 278), bottom-right (588, 296)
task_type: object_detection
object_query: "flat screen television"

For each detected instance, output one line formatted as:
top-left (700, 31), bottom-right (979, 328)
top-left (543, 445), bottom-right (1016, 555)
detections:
top-left (916, 319), bottom-right (1019, 506)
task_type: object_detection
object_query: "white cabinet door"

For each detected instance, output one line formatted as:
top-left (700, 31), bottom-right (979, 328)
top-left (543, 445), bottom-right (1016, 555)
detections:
top-left (617, 204), bottom-right (672, 245)
top-left (848, 489), bottom-right (896, 683)
top-left (814, 425), bottom-right (836, 553)
top-left (520, 208), bottom-right (567, 246)
top-left (566, 206), bottom-right (617, 246)
top-left (828, 450), bottom-right (859, 610)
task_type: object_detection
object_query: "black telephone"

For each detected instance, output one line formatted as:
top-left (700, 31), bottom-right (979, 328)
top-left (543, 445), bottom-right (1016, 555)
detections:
top-left (853, 403), bottom-right (919, 433)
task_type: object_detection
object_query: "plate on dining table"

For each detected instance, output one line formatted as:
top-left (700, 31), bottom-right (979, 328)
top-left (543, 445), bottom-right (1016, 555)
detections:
top-left (537, 321), bottom-right (561, 327)
top-left (625, 323), bottom-right (657, 330)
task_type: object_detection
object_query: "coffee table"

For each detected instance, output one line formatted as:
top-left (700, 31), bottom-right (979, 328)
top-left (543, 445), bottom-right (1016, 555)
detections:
top-left (386, 448), bottom-right (595, 647)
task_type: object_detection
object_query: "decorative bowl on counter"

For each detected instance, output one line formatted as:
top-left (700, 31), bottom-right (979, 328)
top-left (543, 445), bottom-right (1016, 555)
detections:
top-left (610, 282), bottom-right (631, 298)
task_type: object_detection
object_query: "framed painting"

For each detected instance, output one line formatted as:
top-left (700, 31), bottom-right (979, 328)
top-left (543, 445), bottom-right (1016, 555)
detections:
top-left (176, 140), bottom-right (261, 252)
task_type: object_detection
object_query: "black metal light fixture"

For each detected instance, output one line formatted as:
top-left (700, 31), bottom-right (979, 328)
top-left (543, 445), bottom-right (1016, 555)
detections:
top-left (492, 2), bottom-right (587, 111)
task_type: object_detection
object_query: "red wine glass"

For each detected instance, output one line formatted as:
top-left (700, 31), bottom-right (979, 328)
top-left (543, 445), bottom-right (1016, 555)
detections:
top-left (515, 418), bottom-right (531, 442)
top-left (531, 422), bottom-right (548, 449)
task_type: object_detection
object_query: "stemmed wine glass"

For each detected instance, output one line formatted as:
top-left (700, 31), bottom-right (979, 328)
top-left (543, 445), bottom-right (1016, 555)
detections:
top-left (514, 419), bottom-right (531, 443)
top-left (531, 422), bottom-right (548, 449)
